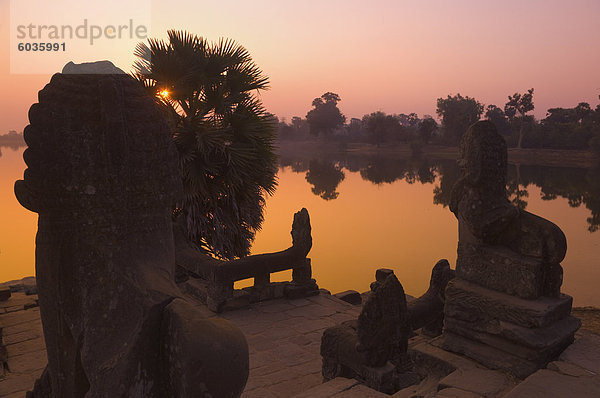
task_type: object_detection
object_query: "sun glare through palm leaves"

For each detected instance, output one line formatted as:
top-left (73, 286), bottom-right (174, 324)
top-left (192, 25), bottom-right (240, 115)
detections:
top-left (132, 30), bottom-right (277, 260)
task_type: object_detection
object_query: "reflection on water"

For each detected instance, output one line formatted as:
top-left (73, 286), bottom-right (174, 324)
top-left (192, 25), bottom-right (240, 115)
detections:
top-left (0, 143), bottom-right (25, 155)
top-left (281, 152), bottom-right (600, 233)
top-left (254, 151), bottom-right (600, 306)
top-left (305, 160), bottom-right (345, 200)
top-left (2, 145), bottom-right (599, 306)
top-left (0, 145), bottom-right (36, 283)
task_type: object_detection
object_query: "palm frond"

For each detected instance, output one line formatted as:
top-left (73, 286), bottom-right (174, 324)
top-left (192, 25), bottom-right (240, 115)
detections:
top-left (133, 30), bottom-right (278, 259)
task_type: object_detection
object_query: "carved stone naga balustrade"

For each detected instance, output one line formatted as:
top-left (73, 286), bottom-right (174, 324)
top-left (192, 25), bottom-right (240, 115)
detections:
top-left (175, 207), bottom-right (319, 312)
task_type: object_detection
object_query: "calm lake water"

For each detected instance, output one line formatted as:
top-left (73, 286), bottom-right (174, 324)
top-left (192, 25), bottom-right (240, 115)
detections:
top-left (2, 145), bottom-right (599, 306)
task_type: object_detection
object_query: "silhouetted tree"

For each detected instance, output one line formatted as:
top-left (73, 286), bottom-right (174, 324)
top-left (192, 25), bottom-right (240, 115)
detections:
top-left (346, 118), bottom-right (366, 141)
top-left (574, 102), bottom-right (592, 122)
top-left (277, 119), bottom-right (295, 141)
top-left (362, 111), bottom-right (401, 147)
top-left (537, 102), bottom-right (597, 149)
top-left (306, 92), bottom-right (346, 138)
top-left (485, 105), bottom-right (512, 137)
top-left (133, 30), bottom-right (277, 259)
top-left (590, 135), bottom-right (600, 156)
top-left (419, 117), bottom-right (437, 144)
top-left (505, 88), bottom-right (534, 149)
top-left (436, 94), bottom-right (483, 144)
top-left (396, 113), bottom-right (420, 127)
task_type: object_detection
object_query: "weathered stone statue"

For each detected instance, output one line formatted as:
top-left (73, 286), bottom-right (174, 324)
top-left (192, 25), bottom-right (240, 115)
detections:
top-left (321, 271), bottom-right (415, 394)
top-left (407, 259), bottom-right (455, 336)
top-left (15, 65), bottom-right (249, 397)
top-left (442, 121), bottom-right (580, 378)
top-left (320, 262), bottom-right (454, 394)
top-left (449, 120), bottom-right (566, 298)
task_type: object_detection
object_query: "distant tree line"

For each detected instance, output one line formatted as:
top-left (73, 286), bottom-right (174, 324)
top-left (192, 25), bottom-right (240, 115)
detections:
top-left (0, 130), bottom-right (24, 140)
top-left (275, 92), bottom-right (438, 152)
top-left (275, 90), bottom-right (600, 154)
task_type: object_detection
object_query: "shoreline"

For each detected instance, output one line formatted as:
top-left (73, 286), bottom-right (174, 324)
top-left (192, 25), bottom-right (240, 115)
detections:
top-left (276, 141), bottom-right (600, 168)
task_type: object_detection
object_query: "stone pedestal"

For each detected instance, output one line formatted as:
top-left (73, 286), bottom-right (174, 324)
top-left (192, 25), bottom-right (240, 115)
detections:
top-left (442, 279), bottom-right (579, 378)
top-left (442, 121), bottom-right (580, 379)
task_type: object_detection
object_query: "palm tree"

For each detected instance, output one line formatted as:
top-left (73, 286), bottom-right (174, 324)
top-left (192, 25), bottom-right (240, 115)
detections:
top-left (133, 31), bottom-right (277, 259)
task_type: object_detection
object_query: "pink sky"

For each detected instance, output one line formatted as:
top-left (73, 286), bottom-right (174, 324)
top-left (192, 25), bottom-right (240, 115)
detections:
top-left (1, 0), bottom-right (599, 132)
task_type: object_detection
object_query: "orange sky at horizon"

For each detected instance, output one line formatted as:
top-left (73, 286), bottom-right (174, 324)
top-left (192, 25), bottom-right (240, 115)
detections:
top-left (1, 0), bottom-right (599, 133)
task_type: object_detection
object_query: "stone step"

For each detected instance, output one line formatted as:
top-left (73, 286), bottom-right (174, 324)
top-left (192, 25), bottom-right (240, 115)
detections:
top-left (445, 279), bottom-right (573, 329)
top-left (437, 332), bottom-right (540, 379)
top-left (444, 315), bottom-right (580, 350)
top-left (444, 316), bottom-right (578, 363)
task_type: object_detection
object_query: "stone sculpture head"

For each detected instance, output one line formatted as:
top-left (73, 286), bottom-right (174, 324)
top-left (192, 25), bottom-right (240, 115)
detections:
top-left (457, 120), bottom-right (508, 198)
top-left (15, 72), bottom-right (181, 226)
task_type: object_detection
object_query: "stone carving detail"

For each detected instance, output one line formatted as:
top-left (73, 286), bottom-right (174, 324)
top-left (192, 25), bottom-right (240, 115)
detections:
top-left (408, 259), bottom-right (455, 336)
top-left (356, 271), bottom-right (409, 369)
top-left (15, 68), bottom-right (248, 397)
top-left (175, 208), bottom-right (318, 312)
top-left (442, 121), bottom-right (580, 379)
top-left (320, 262), bottom-right (454, 394)
top-left (449, 120), bottom-right (566, 298)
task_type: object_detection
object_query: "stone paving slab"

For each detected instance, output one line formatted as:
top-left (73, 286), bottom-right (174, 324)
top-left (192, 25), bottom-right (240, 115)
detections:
top-left (1, 290), bottom-right (600, 398)
top-left (0, 293), bottom-right (45, 398)
top-left (558, 330), bottom-right (600, 374)
top-left (438, 368), bottom-right (513, 397)
top-left (221, 293), bottom-right (361, 398)
top-left (502, 369), bottom-right (600, 398)
top-left (0, 291), bottom-right (362, 398)
top-left (501, 330), bottom-right (600, 398)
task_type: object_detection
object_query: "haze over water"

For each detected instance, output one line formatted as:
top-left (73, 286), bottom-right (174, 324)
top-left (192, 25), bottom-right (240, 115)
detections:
top-left (2, 145), bottom-right (598, 306)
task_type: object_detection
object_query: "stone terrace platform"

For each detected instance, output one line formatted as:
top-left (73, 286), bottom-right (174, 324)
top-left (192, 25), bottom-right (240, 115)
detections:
top-left (1, 288), bottom-right (599, 397)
